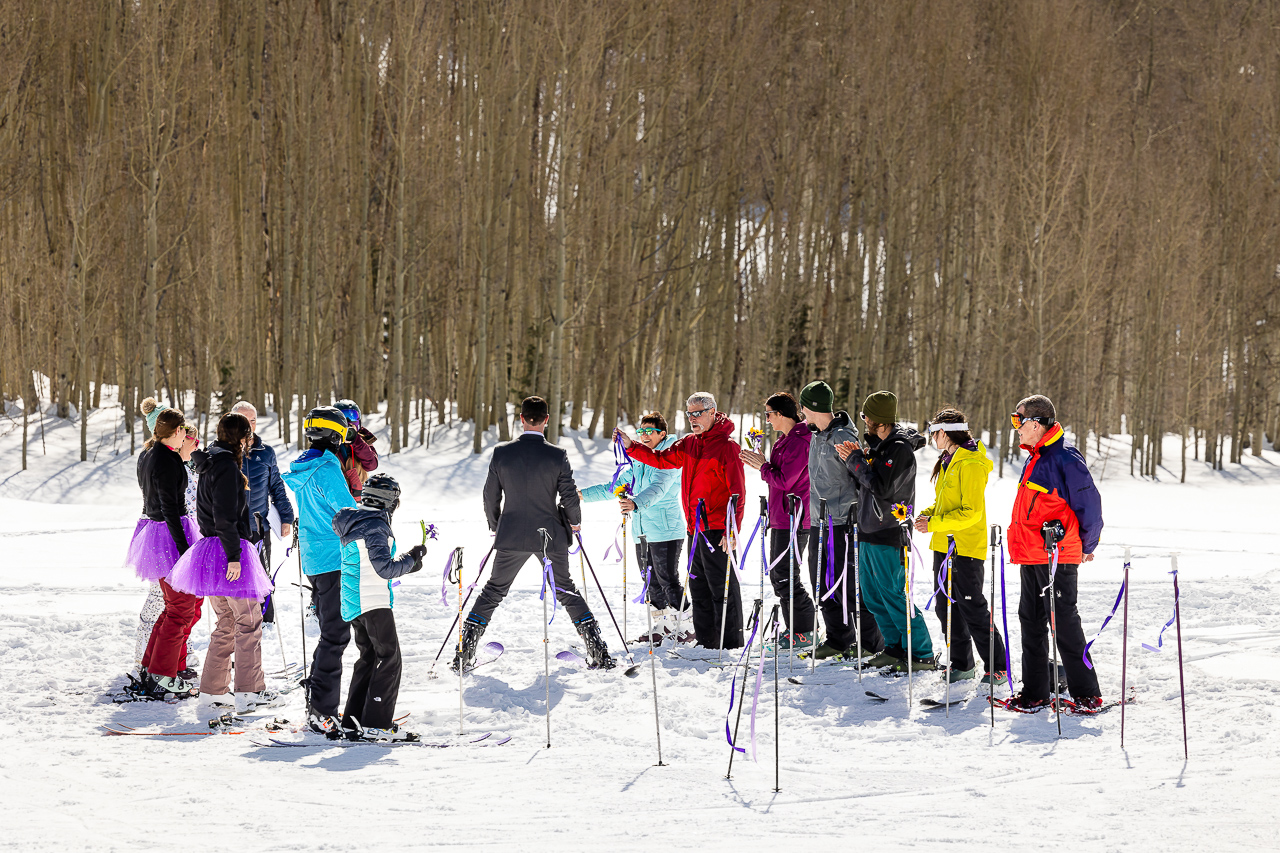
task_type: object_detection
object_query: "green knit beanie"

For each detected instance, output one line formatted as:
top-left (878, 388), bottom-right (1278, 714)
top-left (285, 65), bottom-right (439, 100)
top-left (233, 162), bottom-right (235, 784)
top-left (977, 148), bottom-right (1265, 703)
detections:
top-left (799, 381), bottom-right (834, 414)
top-left (861, 391), bottom-right (897, 425)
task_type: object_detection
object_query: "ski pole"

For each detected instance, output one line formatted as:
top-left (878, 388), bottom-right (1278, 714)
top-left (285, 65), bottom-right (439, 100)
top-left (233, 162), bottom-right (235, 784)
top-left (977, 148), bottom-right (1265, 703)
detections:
top-left (788, 495), bottom-right (800, 673)
top-left (853, 524), bottom-right (862, 683)
top-left (998, 527), bottom-right (1013, 693)
top-left (428, 545), bottom-right (495, 677)
top-left (812, 498), bottom-right (826, 674)
top-left (453, 547), bottom-right (465, 735)
top-left (727, 598), bottom-right (763, 779)
top-left (639, 536), bottom-right (666, 766)
top-left (759, 496), bottom-right (768, 606)
top-left (575, 532), bottom-right (641, 677)
top-left (578, 548), bottom-right (590, 610)
top-left (989, 525), bottom-right (998, 729)
top-left (539, 529), bottom-right (553, 748)
top-left (1172, 554), bottom-right (1187, 760)
top-left (622, 513), bottom-right (629, 644)
top-left (770, 603), bottom-right (781, 793)
top-left (718, 494), bottom-right (740, 660)
top-left (1121, 546), bottom-right (1131, 748)
top-left (672, 499), bottom-right (705, 647)
top-left (946, 535), bottom-right (954, 717)
top-left (294, 527), bottom-right (309, 708)
top-left (1040, 521), bottom-right (1064, 737)
top-left (891, 504), bottom-right (914, 711)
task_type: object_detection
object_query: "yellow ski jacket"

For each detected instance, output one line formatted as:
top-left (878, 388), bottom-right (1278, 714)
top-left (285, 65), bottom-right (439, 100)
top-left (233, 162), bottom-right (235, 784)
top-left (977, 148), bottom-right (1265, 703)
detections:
top-left (919, 441), bottom-right (992, 559)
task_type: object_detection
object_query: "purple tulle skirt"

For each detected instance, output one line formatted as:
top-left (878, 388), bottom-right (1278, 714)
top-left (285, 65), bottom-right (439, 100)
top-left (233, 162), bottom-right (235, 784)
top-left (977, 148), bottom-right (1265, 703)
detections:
top-left (125, 517), bottom-right (202, 581)
top-left (167, 537), bottom-right (273, 600)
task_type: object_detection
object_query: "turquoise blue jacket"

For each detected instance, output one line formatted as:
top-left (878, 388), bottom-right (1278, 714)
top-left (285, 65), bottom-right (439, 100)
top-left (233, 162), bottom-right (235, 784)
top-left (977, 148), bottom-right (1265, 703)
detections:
top-left (581, 435), bottom-right (684, 543)
top-left (281, 448), bottom-right (357, 576)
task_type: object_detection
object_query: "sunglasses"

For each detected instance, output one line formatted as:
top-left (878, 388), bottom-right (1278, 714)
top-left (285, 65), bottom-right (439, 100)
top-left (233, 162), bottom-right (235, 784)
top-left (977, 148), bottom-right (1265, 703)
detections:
top-left (636, 427), bottom-right (663, 436)
top-left (685, 408), bottom-right (712, 419)
top-left (1010, 412), bottom-right (1052, 428)
top-left (764, 410), bottom-right (777, 417)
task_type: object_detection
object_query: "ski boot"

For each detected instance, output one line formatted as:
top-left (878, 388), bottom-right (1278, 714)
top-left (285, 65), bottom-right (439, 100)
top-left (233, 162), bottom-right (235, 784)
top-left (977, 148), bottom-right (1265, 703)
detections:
top-left (450, 620), bottom-right (486, 674)
top-left (633, 607), bottom-right (665, 644)
top-left (147, 673), bottom-right (198, 700)
top-left (865, 646), bottom-right (905, 669)
top-left (947, 666), bottom-right (978, 684)
top-left (575, 617), bottom-right (617, 670)
top-left (889, 655), bottom-right (940, 674)
top-left (358, 723), bottom-right (419, 743)
top-left (766, 630), bottom-right (816, 652)
top-left (308, 712), bottom-right (343, 740)
top-left (235, 690), bottom-right (280, 713)
top-left (981, 671), bottom-right (1008, 687)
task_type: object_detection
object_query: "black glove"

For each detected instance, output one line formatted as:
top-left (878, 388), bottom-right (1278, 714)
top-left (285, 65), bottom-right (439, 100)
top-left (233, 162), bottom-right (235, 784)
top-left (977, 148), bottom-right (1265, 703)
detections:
top-left (408, 544), bottom-right (426, 572)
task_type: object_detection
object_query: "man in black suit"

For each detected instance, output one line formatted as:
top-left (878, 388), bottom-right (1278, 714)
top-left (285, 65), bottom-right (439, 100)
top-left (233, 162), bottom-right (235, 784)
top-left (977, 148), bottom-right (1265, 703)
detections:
top-left (451, 396), bottom-right (616, 671)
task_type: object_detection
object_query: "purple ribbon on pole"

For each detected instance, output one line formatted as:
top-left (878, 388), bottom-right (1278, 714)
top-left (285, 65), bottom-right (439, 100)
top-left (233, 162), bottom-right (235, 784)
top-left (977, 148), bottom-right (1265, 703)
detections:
top-left (725, 608), bottom-right (762, 755)
top-left (439, 550), bottom-right (456, 606)
top-left (602, 522), bottom-right (626, 564)
top-left (1142, 568), bottom-right (1180, 653)
top-left (824, 513), bottom-right (837, 589)
top-left (1083, 569), bottom-right (1127, 669)
top-left (820, 530), bottom-right (852, 624)
top-left (631, 560), bottom-right (652, 604)
top-left (540, 556), bottom-right (559, 624)
top-left (925, 540), bottom-right (958, 610)
top-left (738, 517), bottom-right (763, 578)
top-left (686, 503), bottom-right (713, 580)
top-left (746, 609), bottom-right (779, 761)
top-left (608, 432), bottom-right (635, 490)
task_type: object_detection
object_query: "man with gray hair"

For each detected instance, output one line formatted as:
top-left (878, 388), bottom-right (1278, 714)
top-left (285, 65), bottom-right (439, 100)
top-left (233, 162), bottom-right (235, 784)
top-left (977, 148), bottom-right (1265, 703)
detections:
top-left (618, 392), bottom-right (747, 648)
top-left (230, 401), bottom-right (295, 622)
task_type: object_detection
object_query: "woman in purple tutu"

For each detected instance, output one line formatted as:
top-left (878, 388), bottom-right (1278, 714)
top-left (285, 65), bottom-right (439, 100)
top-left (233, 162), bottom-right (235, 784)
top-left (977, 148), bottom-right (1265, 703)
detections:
top-left (169, 412), bottom-right (276, 711)
top-left (132, 417), bottom-right (203, 673)
top-left (130, 399), bottom-right (203, 699)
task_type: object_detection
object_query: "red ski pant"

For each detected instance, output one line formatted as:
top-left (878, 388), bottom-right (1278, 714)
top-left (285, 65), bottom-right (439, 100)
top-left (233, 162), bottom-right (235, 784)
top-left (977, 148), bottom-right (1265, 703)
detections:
top-left (141, 578), bottom-right (203, 678)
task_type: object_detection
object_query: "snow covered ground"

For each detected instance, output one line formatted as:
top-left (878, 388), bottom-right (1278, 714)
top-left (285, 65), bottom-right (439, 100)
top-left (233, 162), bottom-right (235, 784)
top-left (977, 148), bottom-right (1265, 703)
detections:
top-left (1, 397), bottom-right (1278, 852)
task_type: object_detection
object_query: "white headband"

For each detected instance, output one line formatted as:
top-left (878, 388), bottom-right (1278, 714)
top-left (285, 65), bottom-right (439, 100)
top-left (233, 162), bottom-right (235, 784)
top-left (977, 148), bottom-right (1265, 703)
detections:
top-left (928, 422), bottom-right (970, 434)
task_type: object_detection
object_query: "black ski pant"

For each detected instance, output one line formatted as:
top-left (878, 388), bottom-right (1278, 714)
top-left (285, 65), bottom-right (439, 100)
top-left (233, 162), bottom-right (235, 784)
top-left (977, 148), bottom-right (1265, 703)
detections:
top-left (1018, 562), bottom-right (1101, 701)
top-left (468, 549), bottom-right (592, 628)
top-left (768, 529), bottom-right (816, 633)
top-left (808, 524), bottom-right (884, 654)
top-left (687, 530), bottom-right (743, 649)
top-left (308, 570), bottom-right (350, 717)
top-left (635, 538), bottom-right (684, 611)
top-left (931, 550), bottom-right (1007, 673)
top-left (343, 607), bottom-right (402, 731)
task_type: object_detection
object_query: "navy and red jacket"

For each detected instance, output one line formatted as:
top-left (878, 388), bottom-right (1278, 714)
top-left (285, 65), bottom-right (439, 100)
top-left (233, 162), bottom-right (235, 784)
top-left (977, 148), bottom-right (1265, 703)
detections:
top-left (1008, 423), bottom-right (1103, 564)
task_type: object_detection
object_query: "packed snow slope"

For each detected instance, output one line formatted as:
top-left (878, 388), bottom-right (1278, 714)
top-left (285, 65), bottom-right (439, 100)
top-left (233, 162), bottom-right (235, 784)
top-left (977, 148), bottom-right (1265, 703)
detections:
top-left (1, 399), bottom-right (1278, 852)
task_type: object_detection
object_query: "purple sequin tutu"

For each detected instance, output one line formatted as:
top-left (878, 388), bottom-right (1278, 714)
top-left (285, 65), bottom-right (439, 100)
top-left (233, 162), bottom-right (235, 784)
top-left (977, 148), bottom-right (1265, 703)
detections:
top-left (167, 537), bottom-right (273, 600)
top-left (125, 517), bottom-right (202, 581)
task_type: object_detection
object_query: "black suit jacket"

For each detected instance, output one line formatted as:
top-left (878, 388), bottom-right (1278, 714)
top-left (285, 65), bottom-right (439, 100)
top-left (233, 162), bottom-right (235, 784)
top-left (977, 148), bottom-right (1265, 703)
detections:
top-left (483, 432), bottom-right (582, 553)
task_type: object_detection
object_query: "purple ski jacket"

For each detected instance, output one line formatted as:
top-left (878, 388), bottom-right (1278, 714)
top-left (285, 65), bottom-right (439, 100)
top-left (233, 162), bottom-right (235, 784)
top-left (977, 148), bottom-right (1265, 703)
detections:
top-left (758, 421), bottom-right (811, 529)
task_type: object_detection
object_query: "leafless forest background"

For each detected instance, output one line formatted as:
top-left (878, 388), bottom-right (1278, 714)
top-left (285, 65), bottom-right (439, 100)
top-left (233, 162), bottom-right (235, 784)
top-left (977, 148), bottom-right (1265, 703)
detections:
top-left (1, 1), bottom-right (1277, 477)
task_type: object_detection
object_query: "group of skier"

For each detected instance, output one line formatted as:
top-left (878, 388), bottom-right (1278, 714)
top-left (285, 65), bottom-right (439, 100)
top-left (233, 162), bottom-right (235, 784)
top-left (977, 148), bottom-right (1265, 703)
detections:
top-left (590, 383), bottom-right (1106, 712)
top-left (123, 381), bottom-right (1106, 743)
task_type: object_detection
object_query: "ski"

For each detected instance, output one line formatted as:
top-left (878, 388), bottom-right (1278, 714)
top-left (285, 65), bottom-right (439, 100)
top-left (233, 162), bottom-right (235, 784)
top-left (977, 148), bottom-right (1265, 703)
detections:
top-left (109, 673), bottom-right (198, 705)
top-left (556, 648), bottom-right (641, 676)
top-left (865, 691), bottom-right (890, 702)
top-left (920, 697), bottom-right (966, 710)
top-left (460, 641), bottom-right (505, 675)
top-left (102, 717), bottom-right (295, 737)
top-left (785, 677), bottom-right (835, 686)
top-left (260, 731), bottom-right (510, 749)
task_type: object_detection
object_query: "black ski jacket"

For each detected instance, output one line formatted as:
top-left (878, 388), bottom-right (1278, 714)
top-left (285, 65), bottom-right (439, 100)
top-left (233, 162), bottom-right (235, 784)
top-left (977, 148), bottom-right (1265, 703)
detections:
top-left (845, 425), bottom-right (926, 548)
top-left (193, 441), bottom-right (251, 563)
top-left (137, 443), bottom-right (192, 554)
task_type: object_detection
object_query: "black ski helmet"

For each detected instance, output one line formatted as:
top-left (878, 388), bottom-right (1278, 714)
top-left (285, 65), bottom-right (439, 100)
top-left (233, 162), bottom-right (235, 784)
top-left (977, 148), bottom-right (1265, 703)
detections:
top-left (304, 406), bottom-right (353, 446)
top-left (334, 398), bottom-right (361, 428)
top-left (361, 473), bottom-right (401, 512)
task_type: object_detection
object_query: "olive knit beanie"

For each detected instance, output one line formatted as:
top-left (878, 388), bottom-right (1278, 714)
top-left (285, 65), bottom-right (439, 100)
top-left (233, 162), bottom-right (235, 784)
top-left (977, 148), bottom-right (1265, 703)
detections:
top-left (861, 391), bottom-right (898, 425)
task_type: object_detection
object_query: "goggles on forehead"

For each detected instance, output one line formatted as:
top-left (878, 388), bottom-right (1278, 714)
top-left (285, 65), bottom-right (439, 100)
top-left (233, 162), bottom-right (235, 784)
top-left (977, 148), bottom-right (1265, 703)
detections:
top-left (928, 421), bottom-right (970, 434)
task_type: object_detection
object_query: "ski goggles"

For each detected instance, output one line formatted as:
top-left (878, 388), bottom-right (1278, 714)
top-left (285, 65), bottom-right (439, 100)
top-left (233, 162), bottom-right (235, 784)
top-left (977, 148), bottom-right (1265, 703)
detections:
top-left (635, 427), bottom-right (663, 436)
top-left (1010, 412), bottom-right (1053, 429)
top-left (685, 407), bottom-right (713, 420)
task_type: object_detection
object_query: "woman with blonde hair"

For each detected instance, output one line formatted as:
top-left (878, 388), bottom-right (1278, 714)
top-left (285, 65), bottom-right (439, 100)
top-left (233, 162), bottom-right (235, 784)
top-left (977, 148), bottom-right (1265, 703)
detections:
top-left (128, 398), bottom-right (202, 699)
top-left (168, 412), bottom-right (275, 711)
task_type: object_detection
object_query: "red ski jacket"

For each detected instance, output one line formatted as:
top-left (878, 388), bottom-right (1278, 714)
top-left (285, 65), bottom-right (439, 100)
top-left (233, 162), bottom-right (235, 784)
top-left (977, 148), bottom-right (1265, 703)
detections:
top-left (1008, 423), bottom-right (1104, 564)
top-left (625, 413), bottom-right (746, 534)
